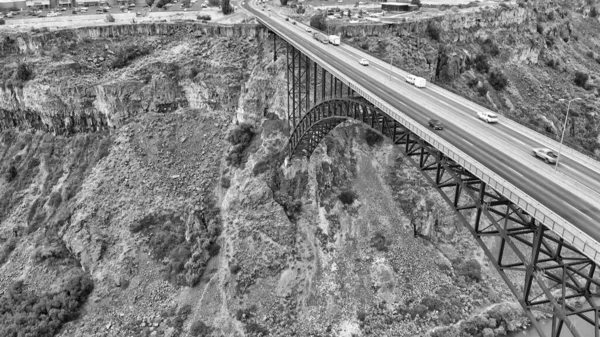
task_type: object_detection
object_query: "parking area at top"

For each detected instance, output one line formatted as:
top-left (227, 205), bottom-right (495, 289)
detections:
top-left (0, 0), bottom-right (219, 21)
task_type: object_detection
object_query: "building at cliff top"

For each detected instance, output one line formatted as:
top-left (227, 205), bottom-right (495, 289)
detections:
top-left (0, 0), bottom-right (26, 9)
top-left (381, 2), bottom-right (418, 12)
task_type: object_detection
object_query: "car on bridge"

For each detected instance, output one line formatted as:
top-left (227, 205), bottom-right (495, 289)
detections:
top-left (428, 119), bottom-right (443, 130)
top-left (533, 148), bottom-right (558, 164)
top-left (359, 58), bottom-right (369, 66)
top-left (477, 111), bottom-right (499, 123)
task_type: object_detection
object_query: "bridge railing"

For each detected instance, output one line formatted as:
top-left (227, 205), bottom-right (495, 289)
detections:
top-left (259, 17), bottom-right (600, 266)
top-left (339, 40), bottom-right (600, 166)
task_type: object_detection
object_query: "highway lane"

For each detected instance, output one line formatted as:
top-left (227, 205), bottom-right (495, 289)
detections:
top-left (336, 42), bottom-right (600, 192)
top-left (246, 5), bottom-right (600, 243)
top-left (359, 58), bottom-right (600, 196)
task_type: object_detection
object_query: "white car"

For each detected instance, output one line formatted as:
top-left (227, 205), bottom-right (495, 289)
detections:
top-left (306, 28), bottom-right (312, 33)
top-left (359, 58), bottom-right (369, 66)
top-left (477, 111), bottom-right (498, 123)
top-left (533, 148), bottom-right (558, 164)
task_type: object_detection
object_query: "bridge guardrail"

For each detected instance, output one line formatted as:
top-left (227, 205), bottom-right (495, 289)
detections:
top-left (428, 84), bottom-right (600, 172)
top-left (337, 41), bottom-right (600, 170)
top-left (258, 16), bottom-right (600, 266)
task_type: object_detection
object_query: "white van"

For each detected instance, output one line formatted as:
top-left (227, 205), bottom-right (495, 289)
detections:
top-left (477, 111), bottom-right (498, 123)
top-left (405, 75), bottom-right (426, 88)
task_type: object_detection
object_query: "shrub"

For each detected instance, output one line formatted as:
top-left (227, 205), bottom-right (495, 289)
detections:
top-left (14, 63), bottom-right (32, 82)
top-left (467, 78), bottom-right (479, 88)
top-left (226, 123), bottom-right (255, 167)
top-left (0, 238), bottom-right (17, 267)
top-left (197, 14), bottom-right (212, 20)
top-left (310, 12), bottom-right (327, 31)
top-left (296, 5), bottom-right (306, 14)
top-left (411, 0), bottom-right (421, 7)
top-left (47, 191), bottom-right (62, 209)
top-left (338, 190), bottom-right (357, 205)
top-left (365, 129), bottom-right (383, 146)
top-left (280, 0), bottom-right (288, 5)
top-left (222, 0), bottom-right (233, 14)
top-left (454, 259), bottom-right (482, 282)
top-left (0, 18), bottom-right (5, 25)
top-left (189, 67), bottom-right (199, 79)
top-left (370, 231), bottom-right (388, 252)
top-left (5, 165), bottom-right (17, 182)
top-left (221, 176), bottom-right (231, 189)
top-left (477, 84), bottom-right (488, 96)
top-left (146, 0), bottom-right (154, 6)
top-left (480, 38), bottom-right (500, 57)
top-left (474, 54), bottom-right (490, 73)
top-left (546, 58), bottom-right (560, 69)
top-left (426, 23), bottom-right (441, 41)
top-left (190, 320), bottom-right (212, 335)
top-left (245, 322), bottom-right (269, 336)
top-left (208, 0), bottom-right (220, 5)
top-left (488, 69), bottom-right (508, 90)
top-left (536, 23), bottom-right (544, 34)
top-left (592, 7), bottom-right (598, 17)
top-left (208, 243), bottom-right (220, 257)
top-left (574, 71), bottom-right (589, 88)
top-left (357, 311), bottom-right (367, 321)
top-left (105, 13), bottom-right (115, 22)
top-left (360, 42), bottom-right (369, 50)
top-left (230, 264), bottom-right (241, 274)
top-left (0, 274), bottom-right (94, 337)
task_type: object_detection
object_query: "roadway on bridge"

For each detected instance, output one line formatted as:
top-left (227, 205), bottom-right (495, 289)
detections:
top-left (245, 4), bottom-right (600, 245)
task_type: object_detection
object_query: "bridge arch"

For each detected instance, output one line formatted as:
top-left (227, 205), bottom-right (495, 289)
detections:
top-left (288, 97), bottom-right (406, 158)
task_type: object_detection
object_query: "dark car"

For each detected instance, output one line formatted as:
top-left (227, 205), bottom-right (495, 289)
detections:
top-left (428, 119), bottom-right (443, 130)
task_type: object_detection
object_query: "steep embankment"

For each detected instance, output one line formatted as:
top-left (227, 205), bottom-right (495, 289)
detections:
top-left (0, 21), bottom-right (535, 337)
top-left (341, 0), bottom-right (600, 158)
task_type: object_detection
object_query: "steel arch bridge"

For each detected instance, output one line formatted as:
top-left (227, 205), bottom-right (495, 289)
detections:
top-left (274, 37), bottom-right (600, 337)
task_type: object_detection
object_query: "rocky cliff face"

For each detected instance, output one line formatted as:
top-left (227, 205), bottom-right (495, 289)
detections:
top-left (0, 21), bottom-right (529, 337)
top-left (0, 23), bottom-right (266, 135)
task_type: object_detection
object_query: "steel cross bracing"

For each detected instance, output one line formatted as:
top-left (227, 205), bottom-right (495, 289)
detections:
top-left (283, 47), bottom-right (600, 337)
top-left (406, 137), bottom-right (600, 337)
top-left (286, 44), bottom-right (353, 132)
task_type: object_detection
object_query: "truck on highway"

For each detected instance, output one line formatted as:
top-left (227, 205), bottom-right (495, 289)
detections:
top-left (313, 31), bottom-right (329, 44)
top-left (405, 74), bottom-right (427, 88)
top-left (328, 35), bottom-right (340, 45)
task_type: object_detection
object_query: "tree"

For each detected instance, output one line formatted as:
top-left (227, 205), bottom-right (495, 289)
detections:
top-left (347, 9), bottom-right (351, 17)
top-left (145, 0), bottom-right (154, 6)
top-left (488, 69), bottom-right (508, 90)
top-left (105, 13), bottom-right (115, 22)
top-left (0, 18), bottom-right (5, 25)
top-left (181, 0), bottom-right (190, 7)
top-left (426, 22), bottom-right (440, 41)
top-left (208, 0), bottom-right (220, 6)
top-left (411, 0), bottom-right (422, 7)
top-left (474, 54), bottom-right (490, 73)
top-left (309, 12), bottom-right (327, 31)
top-left (14, 63), bottom-right (32, 82)
top-left (280, 0), bottom-right (288, 5)
top-left (222, 0), bottom-right (233, 14)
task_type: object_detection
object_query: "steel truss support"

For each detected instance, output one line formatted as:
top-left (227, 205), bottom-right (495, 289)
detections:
top-left (286, 44), bottom-right (354, 132)
top-left (400, 137), bottom-right (600, 337)
top-left (284, 91), bottom-right (600, 337)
